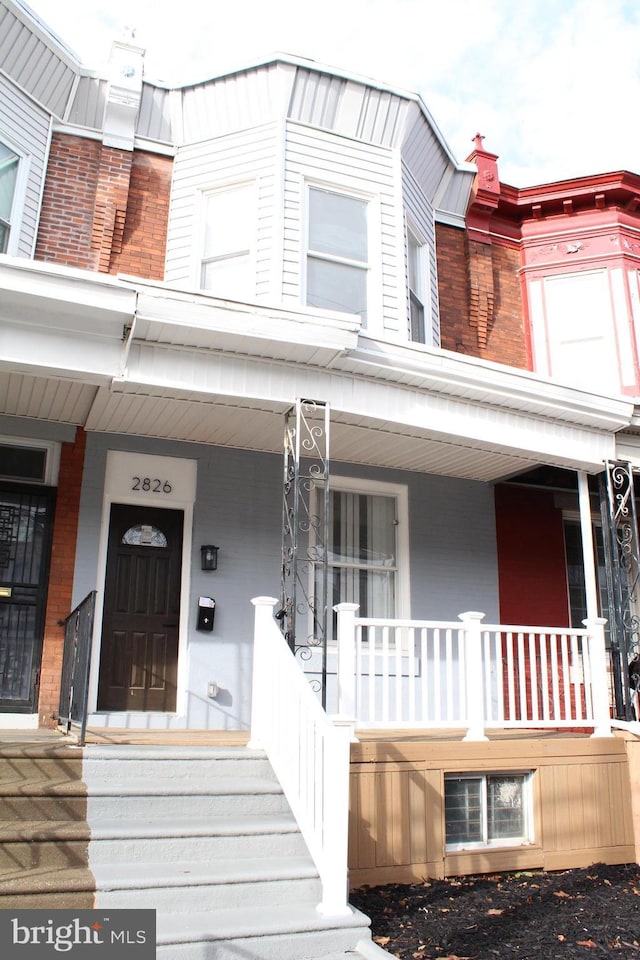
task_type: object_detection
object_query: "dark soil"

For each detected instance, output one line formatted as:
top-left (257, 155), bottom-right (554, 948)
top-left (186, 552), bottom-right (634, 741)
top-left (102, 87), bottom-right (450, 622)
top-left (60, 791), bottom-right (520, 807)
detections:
top-left (351, 863), bottom-right (640, 959)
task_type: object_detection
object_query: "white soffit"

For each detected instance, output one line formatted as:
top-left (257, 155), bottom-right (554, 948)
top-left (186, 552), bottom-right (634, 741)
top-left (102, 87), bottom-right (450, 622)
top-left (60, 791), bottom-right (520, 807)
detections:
top-left (0, 371), bottom-right (97, 424)
top-left (81, 380), bottom-right (615, 481)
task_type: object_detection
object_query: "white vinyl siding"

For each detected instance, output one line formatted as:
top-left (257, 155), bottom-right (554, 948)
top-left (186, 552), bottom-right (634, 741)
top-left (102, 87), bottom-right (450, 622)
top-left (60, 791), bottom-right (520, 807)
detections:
top-left (403, 162), bottom-right (439, 345)
top-left (0, 73), bottom-right (50, 257)
top-left (283, 121), bottom-right (398, 336)
top-left (165, 123), bottom-right (278, 297)
top-left (400, 102), bottom-right (451, 199)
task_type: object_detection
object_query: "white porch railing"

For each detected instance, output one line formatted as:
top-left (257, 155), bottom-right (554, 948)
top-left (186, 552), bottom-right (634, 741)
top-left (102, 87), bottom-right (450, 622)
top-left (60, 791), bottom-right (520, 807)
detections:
top-left (334, 605), bottom-right (612, 740)
top-left (249, 597), bottom-right (353, 916)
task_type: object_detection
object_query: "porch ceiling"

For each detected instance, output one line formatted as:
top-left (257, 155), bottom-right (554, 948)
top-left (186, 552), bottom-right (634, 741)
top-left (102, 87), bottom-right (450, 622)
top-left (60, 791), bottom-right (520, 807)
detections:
top-left (83, 380), bottom-right (589, 482)
top-left (0, 367), bottom-right (622, 483)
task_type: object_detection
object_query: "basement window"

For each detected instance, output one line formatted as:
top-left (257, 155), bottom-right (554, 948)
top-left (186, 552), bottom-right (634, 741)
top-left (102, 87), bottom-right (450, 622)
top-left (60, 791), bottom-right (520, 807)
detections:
top-left (444, 773), bottom-right (533, 850)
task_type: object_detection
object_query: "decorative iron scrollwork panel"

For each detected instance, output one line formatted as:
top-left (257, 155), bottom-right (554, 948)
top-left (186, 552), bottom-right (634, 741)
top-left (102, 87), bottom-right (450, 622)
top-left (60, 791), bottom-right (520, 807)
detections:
top-left (600, 461), bottom-right (640, 719)
top-left (280, 399), bottom-right (329, 705)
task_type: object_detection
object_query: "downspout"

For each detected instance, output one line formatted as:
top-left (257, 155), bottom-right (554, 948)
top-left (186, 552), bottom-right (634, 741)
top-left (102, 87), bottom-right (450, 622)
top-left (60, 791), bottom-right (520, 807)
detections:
top-left (120, 289), bottom-right (138, 378)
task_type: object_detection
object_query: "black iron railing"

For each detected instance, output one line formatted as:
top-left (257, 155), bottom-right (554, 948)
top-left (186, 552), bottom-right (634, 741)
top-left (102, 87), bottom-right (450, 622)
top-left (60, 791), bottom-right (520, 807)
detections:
top-left (57, 591), bottom-right (97, 745)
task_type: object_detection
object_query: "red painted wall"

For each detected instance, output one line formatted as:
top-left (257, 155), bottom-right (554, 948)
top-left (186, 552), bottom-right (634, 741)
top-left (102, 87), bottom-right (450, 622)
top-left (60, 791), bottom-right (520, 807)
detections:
top-left (494, 484), bottom-right (569, 627)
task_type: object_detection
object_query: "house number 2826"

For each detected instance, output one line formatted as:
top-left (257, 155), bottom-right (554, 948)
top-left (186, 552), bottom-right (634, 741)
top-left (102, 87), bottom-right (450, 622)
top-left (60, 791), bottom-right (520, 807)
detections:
top-left (131, 477), bottom-right (173, 493)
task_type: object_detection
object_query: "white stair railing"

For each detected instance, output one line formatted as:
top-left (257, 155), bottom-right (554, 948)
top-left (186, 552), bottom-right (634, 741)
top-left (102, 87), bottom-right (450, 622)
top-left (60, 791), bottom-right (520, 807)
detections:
top-left (250, 596), bottom-right (353, 916)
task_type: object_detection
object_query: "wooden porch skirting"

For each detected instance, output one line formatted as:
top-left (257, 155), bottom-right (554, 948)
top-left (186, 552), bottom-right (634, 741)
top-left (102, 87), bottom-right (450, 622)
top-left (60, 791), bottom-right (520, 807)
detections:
top-left (348, 728), bottom-right (639, 887)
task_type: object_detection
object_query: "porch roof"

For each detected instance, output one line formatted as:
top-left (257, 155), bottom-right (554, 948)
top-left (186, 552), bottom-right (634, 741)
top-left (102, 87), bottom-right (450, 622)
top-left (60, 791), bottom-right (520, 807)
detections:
top-left (0, 258), bottom-right (633, 483)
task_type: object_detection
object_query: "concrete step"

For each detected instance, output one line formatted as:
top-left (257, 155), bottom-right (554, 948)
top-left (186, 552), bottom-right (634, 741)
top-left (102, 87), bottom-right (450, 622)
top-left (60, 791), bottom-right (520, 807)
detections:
top-left (155, 903), bottom-right (372, 960)
top-left (0, 836), bottom-right (89, 872)
top-left (0, 793), bottom-right (87, 821)
top-left (88, 812), bottom-right (307, 864)
top-left (0, 864), bottom-right (95, 907)
top-left (93, 855), bottom-right (321, 911)
top-left (83, 745), bottom-right (273, 781)
top-left (85, 775), bottom-right (289, 819)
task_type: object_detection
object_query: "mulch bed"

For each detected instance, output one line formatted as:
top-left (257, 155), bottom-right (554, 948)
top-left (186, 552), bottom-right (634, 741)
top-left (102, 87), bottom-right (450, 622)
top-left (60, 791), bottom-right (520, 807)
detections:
top-left (350, 863), bottom-right (640, 959)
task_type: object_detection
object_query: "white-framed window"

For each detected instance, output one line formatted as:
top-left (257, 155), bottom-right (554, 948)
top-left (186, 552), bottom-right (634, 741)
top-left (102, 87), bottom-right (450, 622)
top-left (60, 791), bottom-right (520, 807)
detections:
top-left (444, 772), bottom-right (533, 850)
top-left (306, 185), bottom-right (369, 322)
top-left (315, 477), bottom-right (409, 642)
top-left (0, 437), bottom-right (60, 486)
top-left (407, 225), bottom-right (428, 343)
top-left (200, 182), bottom-right (254, 298)
top-left (536, 270), bottom-right (619, 393)
top-left (0, 140), bottom-right (20, 255)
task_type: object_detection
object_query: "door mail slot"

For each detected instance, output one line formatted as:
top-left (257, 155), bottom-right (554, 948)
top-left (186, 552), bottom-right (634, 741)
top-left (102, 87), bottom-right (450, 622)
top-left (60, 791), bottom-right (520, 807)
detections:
top-left (0, 586), bottom-right (11, 598)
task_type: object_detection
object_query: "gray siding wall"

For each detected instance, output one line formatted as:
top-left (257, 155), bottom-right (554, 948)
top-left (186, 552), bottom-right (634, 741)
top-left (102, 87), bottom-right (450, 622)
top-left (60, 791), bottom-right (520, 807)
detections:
top-left (0, 414), bottom-right (75, 444)
top-left (75, 434), bottom-right (498, 729)
top-left (0, 72), bottom-right (50, 257)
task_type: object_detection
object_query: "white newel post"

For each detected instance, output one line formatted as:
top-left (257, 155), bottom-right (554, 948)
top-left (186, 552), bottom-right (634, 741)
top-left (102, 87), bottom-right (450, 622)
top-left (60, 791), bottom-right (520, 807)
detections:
top-left (584, 616), bottom-right (613, 738)
top-left (249, 596), bottom-right (278, 748)
top-left (318, 715), bottom-right (353, 915)
top-left (459, 611), bottom-right (488, 741)
top-left (334, 602), bottom-right (359, 722)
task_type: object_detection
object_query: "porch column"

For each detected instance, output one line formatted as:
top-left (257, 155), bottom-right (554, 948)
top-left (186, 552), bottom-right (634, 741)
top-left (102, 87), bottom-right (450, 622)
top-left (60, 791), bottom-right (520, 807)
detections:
top-left (577, 471), bottom-right (599, 620)
top-left (584, 616), bottom-right (613, 738)
top-left (459, 611), bottom-right (488, 742)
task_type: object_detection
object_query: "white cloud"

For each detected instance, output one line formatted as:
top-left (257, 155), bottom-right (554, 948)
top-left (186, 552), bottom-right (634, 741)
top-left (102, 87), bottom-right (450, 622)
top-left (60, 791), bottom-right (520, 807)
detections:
top-left (23, 0), bottom-right (640, 185)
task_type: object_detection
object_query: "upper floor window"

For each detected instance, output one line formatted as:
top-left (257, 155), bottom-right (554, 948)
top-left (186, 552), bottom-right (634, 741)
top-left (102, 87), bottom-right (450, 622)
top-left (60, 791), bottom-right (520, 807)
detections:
top-left (530, 270), bottom-right (619, 394)
top-left (306, 186), bottom-right (368, 322)
top-left (0, 141), bottom-right (20, 254)
top-left (407, 227), bottom-right (427, 343)
top-left (200, 183), bottom-right (253, 298)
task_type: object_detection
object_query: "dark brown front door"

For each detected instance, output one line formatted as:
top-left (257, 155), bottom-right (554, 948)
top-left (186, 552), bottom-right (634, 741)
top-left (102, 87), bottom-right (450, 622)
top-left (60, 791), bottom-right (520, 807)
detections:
top-left (98, 504), bottom-right (183, 711)
top-left (0, 484), bottom-right (55, 713)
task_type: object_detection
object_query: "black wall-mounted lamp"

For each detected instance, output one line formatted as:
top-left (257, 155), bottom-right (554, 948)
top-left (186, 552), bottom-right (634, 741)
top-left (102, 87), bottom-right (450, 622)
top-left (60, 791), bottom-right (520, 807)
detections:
top-left (200, 544), bottom-right (219, 571)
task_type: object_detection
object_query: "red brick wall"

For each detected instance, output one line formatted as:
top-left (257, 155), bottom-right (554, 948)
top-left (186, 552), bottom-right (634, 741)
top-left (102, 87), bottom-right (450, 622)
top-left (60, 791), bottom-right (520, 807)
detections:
top-left (494, 483), bottom-right (570, 627)
top-left (35, 135), bottom-right (102, 270)
top-left (38, 428), bottom-right (86, 726)
top-left (35, 134), bottom-right (172, 280)
top-left (109, 151), bottom-right (172, 280)
top-left (436, 223), bottom-right (529, 369)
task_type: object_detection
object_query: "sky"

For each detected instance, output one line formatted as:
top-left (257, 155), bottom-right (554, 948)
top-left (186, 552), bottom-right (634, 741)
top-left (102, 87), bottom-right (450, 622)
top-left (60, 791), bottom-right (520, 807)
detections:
top-left (23, 0), bottom-right (640, 187)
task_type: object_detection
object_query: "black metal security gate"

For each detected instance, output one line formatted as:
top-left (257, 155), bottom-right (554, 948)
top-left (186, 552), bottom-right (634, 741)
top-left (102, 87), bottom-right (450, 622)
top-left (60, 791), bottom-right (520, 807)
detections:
top-left (0, 485), bottom-right (55, 713)
top-left (600, 460), bottom-right (640, 719)
top-left (280, 399), bottom-right (330, 704)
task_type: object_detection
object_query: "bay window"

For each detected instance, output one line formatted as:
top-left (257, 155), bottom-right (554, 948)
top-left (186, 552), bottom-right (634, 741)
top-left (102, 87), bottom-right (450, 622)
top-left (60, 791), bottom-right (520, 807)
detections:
top-left (407, 227), bottom-right (427, 343)
top-left (306, 186), bottom-right (368, 322)
top-left (0, 141), bottom-right (19, 254)
top-left (200, 183), bottom-right (254, 298)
